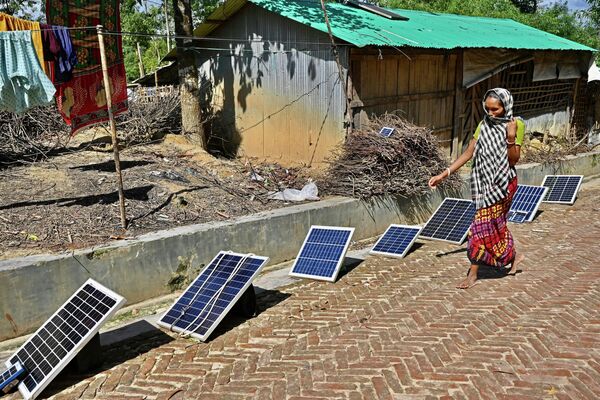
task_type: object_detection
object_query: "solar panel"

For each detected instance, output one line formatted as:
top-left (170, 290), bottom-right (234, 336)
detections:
top-left (289, 226), bottom-right (355, 282)
top-left (6, 279), bottom-right (125, 400)
top-left (370, 224), bottom-right (422, 258)
top-left (420, 198), bottom-right (476, 244)
top-left (379, 127), bottom-right (395, 137)
top-left (507, 210), bottom-right (528, 223)
top-left (0, 361), bottom-right (25, 392)
top-left (507, 184), bottom-right (548, 223)
top-left (542, 175), bottom-right (583, 204)
top-left (158, 251), bottom-right (269, 341)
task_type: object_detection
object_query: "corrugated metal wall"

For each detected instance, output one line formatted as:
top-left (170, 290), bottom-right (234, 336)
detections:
top-left (195, 3), bottom-right (348, 166)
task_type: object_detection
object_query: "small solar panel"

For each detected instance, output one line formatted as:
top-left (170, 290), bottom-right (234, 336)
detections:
top-left (542, 175), bottom-right (583, 204)
top-left (6, 279), bottom-right (125, 400)
top-left (507, 210), bottom-right (528, 223)
top-left (370, 224), bottom-right (422, 258)
top-left (379, 127), bottom-right (395, 137)
top-left (0, 361), bottom-right (25, 392)
top-left (158, 251), bottom-right (269, 341)
top-left (508, 185), bottom-right (548, 223)
top-left (420, 198), bottom-right (476, 244)
top-left (289, 226), bottom-right (355, 282)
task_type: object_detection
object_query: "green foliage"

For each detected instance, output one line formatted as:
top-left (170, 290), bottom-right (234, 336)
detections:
top-left (0, 0), bottom-right (44, 21)
top-left (191, 0), bottom-right (221, 26)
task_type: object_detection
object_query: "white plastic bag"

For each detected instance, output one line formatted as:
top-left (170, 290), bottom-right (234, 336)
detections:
top-left (269, 182), bottom-right (319, 201)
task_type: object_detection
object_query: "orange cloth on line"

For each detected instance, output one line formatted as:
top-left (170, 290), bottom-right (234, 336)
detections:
top-left (0, 12), bottom-right (46, 73)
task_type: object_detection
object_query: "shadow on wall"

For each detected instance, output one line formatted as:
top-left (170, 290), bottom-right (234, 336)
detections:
top-left (196, 1), bottom-right (368, 159)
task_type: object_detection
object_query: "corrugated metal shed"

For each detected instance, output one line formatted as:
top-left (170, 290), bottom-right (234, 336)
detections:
top-left (184, 0), bottom-right (595, 52)
top-left (250, 0), bottom-right (594, 50)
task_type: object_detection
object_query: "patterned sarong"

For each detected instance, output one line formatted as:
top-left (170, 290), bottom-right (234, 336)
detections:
top-left (467, 177), bottom-right (517, 268)
top-left (46, 0), bottom-right (127, 134)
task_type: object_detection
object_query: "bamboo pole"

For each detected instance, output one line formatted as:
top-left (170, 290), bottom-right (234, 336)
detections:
top-left (136, 42), bottom-right (145, 78)
top-left (97, 25), bottom-right (127, 229)
top-left (164, 0), bottom-right (171, 51)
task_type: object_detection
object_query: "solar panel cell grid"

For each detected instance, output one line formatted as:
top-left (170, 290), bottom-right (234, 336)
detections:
top-left (158, 252), bottom-right (268, 341)
top-left (508, 185), bottom-right (547, 223)
top-left (420, 198), bottom-right (475, 244)
top-left (6, 280), bottom-right (125, 400)
top-left (370, 225), bottom-right (421, 258)
top-left (289, 226), bottom-right (354, 282)
top-left (542, 175), bottom-right (583, 204)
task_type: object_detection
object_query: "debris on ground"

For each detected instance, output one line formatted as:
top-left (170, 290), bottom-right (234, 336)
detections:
top-left (320, 114), bottom-right (463, 198)
top-left (0, 132), bottom-right (307, 260)
top-left (521, 130), bottom-right (596, 164)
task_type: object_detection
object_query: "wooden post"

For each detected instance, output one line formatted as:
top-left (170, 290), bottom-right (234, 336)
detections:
top-left (155, 46), bottom-right (160, 89)
top-left (164, 0), bottom-right (171, 51)
top-left (97, 25), bottom-right (127, 229)
top-left (136, 42), bottom-right (145, 78)
top-left (452, 50), bottom-right (464, 159)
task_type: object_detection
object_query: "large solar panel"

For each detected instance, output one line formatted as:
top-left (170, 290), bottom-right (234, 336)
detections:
top-left (0, 361), bottom-right (25, 392)
top-left (507, 184), bottom-right (548, 223)
top-left (6, 279), bottom-right (125, 400)
top-left (542, 175), bottom-right (583, 204)
top-left (158, 251), bottom-right (269, 341)
top-left (370, 224), bottom-right (422, 258)
top-left (289, 226), bottom-right (355, 282)
top-left (420, 198), bottom-right (476, 244)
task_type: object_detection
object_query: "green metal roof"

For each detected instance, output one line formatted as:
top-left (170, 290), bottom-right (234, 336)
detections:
top-left (249, 0), bottom-right (595, 51)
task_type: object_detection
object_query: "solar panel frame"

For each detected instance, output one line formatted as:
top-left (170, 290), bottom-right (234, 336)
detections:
top-left (370, 224), bottom-right (422, 258)
top-left (289, 226), bottom-right (355, 282)
top-left (0, 361), bottom-right (25, 391)
top-left (419, 198), bottom-right (476, 244)
top-left (541, 175), bottom-right (583, 205)
top-left (378, 127), bottom-right (395, 137)
top-left (5, 279), bottom-right (125, 400)
top-left (507, 184), bottom-right (548, 223)
top-left (157, 251), bottom-right (269, 342)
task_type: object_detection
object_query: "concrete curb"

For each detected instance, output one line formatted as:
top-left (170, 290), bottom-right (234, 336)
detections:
top-left (1, 151), bottom-right (599, 341)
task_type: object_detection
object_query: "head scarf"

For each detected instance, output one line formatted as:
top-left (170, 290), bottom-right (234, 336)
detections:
top-left (471, 88), bottom-right (517, 209)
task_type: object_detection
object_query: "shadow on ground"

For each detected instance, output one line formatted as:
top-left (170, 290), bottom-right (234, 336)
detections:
top-left (40, 320), bottom-right (173, 398)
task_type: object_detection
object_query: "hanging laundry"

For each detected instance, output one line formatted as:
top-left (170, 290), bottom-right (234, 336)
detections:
top-left (52, 26), bottom-right (77, 84)
top-left (0, 31), bottom-right (56, 113)
top-left (0, 12), bottom-right (46, 74)
top-left (40, 24), bottom-right (77, 84)
top-left (46, 0), bottom-right (128, 134)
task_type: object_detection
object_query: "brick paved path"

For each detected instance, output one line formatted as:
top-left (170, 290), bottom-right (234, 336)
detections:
top-left (10, 180), bottom-right (600, 399)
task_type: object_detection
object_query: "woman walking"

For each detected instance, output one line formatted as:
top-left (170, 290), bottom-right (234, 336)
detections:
top-left (428, 88), bottom-right (525, 289)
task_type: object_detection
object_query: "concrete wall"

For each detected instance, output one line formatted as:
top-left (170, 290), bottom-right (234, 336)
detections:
top-left (1, 151), bottom-right (599, 341)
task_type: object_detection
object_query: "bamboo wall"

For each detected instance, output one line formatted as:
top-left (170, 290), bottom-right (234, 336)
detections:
top-left (349, 49), bottom-right (459, 154)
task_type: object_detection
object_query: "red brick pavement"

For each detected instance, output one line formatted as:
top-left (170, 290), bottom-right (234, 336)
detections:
top-left (8, 181), bottom-right (600, 399)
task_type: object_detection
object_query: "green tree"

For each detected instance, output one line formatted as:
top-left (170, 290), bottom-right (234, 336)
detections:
top-left (121, 0), bottom-right (168, 81)
top-left (0, 0), bottom-right (44, 21)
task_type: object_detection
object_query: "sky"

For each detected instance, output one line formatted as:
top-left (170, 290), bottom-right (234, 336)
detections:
top-left (540, 0), bottom-right (590, 10)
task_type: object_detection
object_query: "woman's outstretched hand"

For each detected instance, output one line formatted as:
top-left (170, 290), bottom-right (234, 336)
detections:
top-left (428, 173), bottom-right (445, 188)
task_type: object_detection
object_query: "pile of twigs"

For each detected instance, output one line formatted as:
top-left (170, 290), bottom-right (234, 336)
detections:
top-left (321, 114), bottom-right (462, 198)
top-left (0, 90), bottom-right (182, 164)
top-left (116, 88), bottom-right (181, 144)
top-left (0, 105), bottom-right (69, 164)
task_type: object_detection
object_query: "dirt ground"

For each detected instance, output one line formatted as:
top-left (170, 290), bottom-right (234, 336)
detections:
top-left (0, 131), bottom-right (311, 260)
